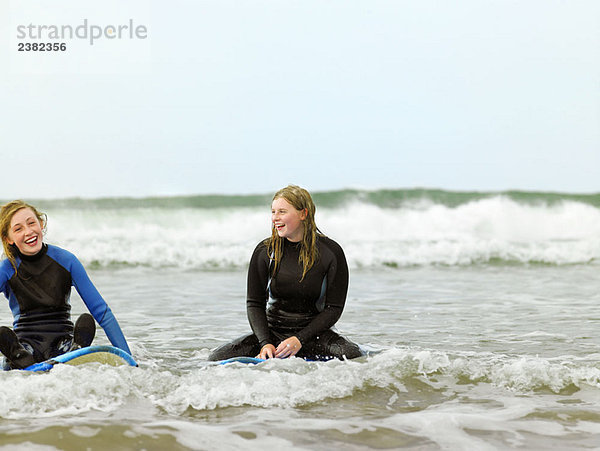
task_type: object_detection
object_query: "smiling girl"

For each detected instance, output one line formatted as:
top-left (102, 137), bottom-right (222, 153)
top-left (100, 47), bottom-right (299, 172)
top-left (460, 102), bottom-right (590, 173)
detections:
top-left (0, 200), bottom-right (132, 369)
top-left (209, 185), bottom-right (362, 361)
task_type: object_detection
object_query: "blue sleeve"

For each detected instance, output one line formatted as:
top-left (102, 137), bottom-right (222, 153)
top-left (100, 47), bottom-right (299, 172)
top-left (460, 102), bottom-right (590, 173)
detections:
top-left (71, 260), bottom-right (132, 354)
top-left (0, 259), bottom-right (11, 297)
top-left (0, 259), bottom-right (20, 320)
top-left (49, 247), bottom-right (132, 355)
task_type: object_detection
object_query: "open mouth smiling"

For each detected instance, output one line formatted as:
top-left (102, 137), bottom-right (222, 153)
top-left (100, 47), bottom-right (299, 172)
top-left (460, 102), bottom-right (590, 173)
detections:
top-left (24, 236), bottom-right (39, 246)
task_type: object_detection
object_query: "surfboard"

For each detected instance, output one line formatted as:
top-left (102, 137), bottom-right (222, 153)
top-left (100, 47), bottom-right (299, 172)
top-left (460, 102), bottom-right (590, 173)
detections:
top-left (22, 345), bottom-right (138, 372)
top-left (218, 356), bottom-right (266, 365)
top-left (217, 355), bottom-right (332, 365)
top-left (216, 347), bottom-right (373, 365)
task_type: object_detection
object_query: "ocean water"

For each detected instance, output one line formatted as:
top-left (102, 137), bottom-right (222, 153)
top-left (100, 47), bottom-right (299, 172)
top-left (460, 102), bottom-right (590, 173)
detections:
top-left (0, 189), bottom-right (599, 450)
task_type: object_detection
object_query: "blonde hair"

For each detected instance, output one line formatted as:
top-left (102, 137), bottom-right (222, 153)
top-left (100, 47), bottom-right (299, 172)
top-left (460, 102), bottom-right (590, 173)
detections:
top-left (265, 185), bottom-right (321, 280)
top-left (0, 200), bottom-right (47, 271)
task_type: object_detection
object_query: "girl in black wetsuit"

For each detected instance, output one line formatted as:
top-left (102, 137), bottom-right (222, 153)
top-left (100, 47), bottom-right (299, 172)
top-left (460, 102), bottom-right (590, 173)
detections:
top-left (209, 185), bottom-right (362, 361)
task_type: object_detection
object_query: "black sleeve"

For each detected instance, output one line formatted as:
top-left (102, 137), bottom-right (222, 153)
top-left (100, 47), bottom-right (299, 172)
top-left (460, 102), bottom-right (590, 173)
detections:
top-left (246, 241), bottom-right (272, 347)
top-left (296, 237), bottom-right (349, 344)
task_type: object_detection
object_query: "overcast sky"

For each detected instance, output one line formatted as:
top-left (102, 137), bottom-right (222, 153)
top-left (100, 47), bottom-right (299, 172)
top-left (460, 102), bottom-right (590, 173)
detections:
top-left (1, 0), bottom-right (599, 199)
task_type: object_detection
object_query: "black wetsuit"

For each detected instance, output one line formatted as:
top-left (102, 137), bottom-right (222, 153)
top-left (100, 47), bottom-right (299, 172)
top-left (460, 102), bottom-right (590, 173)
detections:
top-left (0, 244), bottom-right (131, 366)
top-left (209, 235), bottom-right (361, 361)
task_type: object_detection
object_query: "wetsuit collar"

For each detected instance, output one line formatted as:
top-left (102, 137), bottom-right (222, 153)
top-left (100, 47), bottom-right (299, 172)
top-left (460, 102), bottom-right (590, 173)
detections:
top-left (13, 243), bottom-right (48, 262)
top-left (284, 238), bottom-right (302, 249)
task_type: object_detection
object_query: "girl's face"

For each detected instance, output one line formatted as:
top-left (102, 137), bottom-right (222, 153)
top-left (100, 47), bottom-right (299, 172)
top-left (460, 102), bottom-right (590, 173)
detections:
top-left (7, 207), bottom-right (44, 256)
top-left (271, 197), bottom-right (307, 243)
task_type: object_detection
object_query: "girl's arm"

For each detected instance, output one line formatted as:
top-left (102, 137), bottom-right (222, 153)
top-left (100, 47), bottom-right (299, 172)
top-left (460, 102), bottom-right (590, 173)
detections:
top-left (68, 255), bottom-right (132, 355)
top-left (295, 237), bottom-right (349, 345)
top-left (246, 242), bottom-right (272, 348)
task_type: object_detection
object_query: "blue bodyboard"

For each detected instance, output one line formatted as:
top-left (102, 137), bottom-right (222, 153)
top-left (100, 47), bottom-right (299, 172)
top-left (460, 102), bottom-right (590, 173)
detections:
top-left (217, 348), bottom-right (372, 365)
top-left (218, 356), bottom-right (266, 365)
top-left (22, 345), bottom-right (137, 372)
top-left (217, 356), bottom-right (333, 365)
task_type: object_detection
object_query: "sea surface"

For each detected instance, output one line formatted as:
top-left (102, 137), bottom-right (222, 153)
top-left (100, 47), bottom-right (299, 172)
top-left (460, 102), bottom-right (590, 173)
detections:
top-left (0, 189), bottom-right (599, 450)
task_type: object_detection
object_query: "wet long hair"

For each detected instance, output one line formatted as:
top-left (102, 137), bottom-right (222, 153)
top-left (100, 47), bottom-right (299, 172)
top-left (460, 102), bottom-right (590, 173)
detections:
top-left (265, 185), bottom-right (322, 280)
top-left (0, 200), bottom-right (47, 271)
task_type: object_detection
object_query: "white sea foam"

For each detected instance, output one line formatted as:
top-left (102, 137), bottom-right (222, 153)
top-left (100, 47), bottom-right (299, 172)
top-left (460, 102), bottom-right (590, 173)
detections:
top-left (1, 348), bottom-right (598, 420)
top-left (38, 196), bottom-right (600, 269)
top-left (0, 365), bottom-right (137, 419)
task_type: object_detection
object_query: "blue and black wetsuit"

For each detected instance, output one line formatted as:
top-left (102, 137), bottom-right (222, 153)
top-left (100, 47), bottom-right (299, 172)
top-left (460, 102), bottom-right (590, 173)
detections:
top-left (0, 243), bottom-right (131, 364)
top-left (209, 235), bottom-right (362, 361)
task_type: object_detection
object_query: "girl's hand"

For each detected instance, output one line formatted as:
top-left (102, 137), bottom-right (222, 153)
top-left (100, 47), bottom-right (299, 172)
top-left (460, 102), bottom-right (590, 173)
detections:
top-left (275, 336), bottom-right (302, 359)
top-left (257, 344), bottom-right (276, 359)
